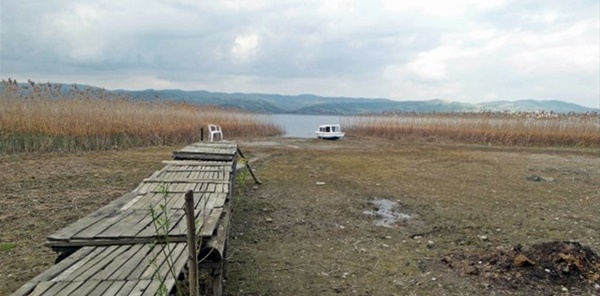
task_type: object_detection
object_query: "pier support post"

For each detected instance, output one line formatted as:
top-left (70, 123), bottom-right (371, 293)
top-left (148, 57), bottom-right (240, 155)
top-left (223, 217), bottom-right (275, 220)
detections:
top-left (185, 190), bottom-right (199, 296)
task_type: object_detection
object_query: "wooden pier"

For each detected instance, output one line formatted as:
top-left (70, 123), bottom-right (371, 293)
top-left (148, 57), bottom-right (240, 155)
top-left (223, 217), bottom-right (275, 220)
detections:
top-left (12, 141), bottom-right (242, 296)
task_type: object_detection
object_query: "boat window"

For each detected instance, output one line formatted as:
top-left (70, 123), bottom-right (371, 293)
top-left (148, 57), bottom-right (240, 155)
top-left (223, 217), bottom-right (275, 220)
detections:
top-left (326, 126), bottom-right (331, 132)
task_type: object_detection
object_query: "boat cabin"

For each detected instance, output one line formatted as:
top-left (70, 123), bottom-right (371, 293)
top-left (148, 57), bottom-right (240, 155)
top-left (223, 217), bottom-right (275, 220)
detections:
top-left (316, 124), bottom-right (345, 140)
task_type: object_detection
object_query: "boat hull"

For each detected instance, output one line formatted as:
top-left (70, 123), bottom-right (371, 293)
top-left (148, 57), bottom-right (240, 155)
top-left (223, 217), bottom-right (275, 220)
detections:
top-left (316, 132), bottom-right (345, 140)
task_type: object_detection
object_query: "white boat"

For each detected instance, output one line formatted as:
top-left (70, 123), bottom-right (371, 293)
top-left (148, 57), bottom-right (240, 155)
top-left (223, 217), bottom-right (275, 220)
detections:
top-left (316, 124), bottom-right (345, 140)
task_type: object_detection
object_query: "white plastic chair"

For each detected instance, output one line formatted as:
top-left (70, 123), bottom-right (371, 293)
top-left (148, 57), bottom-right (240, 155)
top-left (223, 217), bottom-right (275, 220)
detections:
top-left (207, 124), bottom-right (223, 141)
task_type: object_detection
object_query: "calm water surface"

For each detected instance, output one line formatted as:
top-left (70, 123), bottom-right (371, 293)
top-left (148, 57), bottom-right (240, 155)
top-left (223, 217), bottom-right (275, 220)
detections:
top-left (270, 114), bottom-right (349, 138)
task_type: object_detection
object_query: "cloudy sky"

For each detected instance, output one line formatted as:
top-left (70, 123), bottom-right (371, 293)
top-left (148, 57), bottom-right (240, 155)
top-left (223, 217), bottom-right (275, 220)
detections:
top-left (1, 0), bottom-right (599, 108)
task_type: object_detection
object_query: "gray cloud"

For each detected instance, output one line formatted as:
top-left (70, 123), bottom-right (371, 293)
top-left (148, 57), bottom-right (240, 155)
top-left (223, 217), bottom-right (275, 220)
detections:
top-left (1, 0), bottom-right (598, 108)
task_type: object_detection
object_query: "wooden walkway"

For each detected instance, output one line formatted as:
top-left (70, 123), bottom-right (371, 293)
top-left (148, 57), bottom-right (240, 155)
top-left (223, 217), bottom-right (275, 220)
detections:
top-left (12, 141), bottom-right (240, 296)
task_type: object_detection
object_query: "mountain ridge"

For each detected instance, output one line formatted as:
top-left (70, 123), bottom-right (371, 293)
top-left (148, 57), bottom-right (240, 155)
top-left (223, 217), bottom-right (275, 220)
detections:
top-left (3, 81), bottom-right (597, 114)
top-left (113, 88), bottom-right (598, 114)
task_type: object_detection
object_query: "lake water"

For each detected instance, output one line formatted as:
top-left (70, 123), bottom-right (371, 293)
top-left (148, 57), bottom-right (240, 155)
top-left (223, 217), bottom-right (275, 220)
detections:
top-left (270, 114), bottom-right (348, 138)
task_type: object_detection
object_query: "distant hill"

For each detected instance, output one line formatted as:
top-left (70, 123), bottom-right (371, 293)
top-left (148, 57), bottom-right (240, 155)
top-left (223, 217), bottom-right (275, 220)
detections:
top-left (475, 100), bottom-right (595, 113)
top-left (3, 81), bottom-right (597, 114)
top-left (114, 89), bottom-right (597, 114)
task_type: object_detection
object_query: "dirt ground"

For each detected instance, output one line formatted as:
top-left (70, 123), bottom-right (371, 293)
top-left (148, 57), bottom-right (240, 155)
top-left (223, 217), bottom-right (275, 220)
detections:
top-left (1, 137), bottom-right (599, 295)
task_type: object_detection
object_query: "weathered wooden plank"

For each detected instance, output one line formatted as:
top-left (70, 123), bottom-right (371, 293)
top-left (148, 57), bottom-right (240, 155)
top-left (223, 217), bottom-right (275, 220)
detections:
top-left (42, 238), bottom-right (166, 248)
top-left (124, 192), bottom-right (160, 211)
top-left (199, 205), bottom-right (232, 262)
top-left (94, 211), bottom-right (149, 239)
top-left (206, 183), bottom-right (216, 193)
top-left (135, 210), bottom-right (186, 238)
top-left (11, 247), bottom-right (96, 296)
top-left (158, 244), bottom-right (188, 280)
top-left (118, 212), bottom-right (161, 238)
top-left (142, 178), bottom-right (231, 184)
top-left (26, 281), bottom-right (55, 296)
top-left (182, 182), bottom-right (197, 193)
top-left (171, 182), bottom-right (188, 194)
top-left (194, 182), bottom-right (208, 192)
top-left (168, 170), bottom-right (184, 180)
top-left (175, 145), bottom-right (236, 151)
top-left (38, 281), bottom-right (70, 296)
top-left (199, 193), bottom-right (227, 210)
top-left (92, 245), bottom-right (140, 279)
top-left (65, 280), bottom-right (101, 296)
top-left (170, 191), bottom-right (212, 210)
top-left (115, 280), bottom-right (138, 296)
top-left (128, 279), bottom-right (152, 296)
top-left (134, 182), bottom-right (153, 194)
top-left (140, 183), bottom-right (167, 195)
top-left (117, 193), bottom-right (146, 211)
top-left (10, 282), bottom-right (37, 296)
top-left (173, 149), bottom-right (235, 161)
top-left (140, 192), bottom-right (171, 210)
top-left (165, 192), bottom-right (186, 210)
top-left (147, 243), bottom-right (188, 292)
top-left (162, 168), bottom-right (232, 173)
top-left (71, 210), bottom-right (137, 240)
top-left (202, 192), bottom-right (220, 209)
top-left (199, 208), bottom-right (223, 237)
top-left (128, 246), bottom-right (162, 281)
top-left (161, 160), bottom-right (232, 166)
top-left (48, 195), bottom-right (227, 246)
top-left (179, 146), bottom-right (235, 154)
top-left (159, 170), bottom-right (177, 181)
top-left (107, 245), bottom-right (152, 280)
top-left (46, 191), bottom-right (139, 242)
top-left (172, 153), bottom-right (235, 161)
top-left (132, 169), bottom-right (163, 192)
top-left (101, 280), bottom-right (127, 295)
top-left (57, 281), bottom-right (88, 295)
top-left (49, 247), bottom-right (105, 283)
top-left (146, 186), bottom-right (221, 194)
top-left (188, 169), bottom-right (201, 180)
top-left (71, 245), bottom-right (128, 282)
top-left (63, 245), bottom-right (121, 281)
top-left (133, 243), bottom-right (184, 281)
top-left (86, 280), bottom-right (117, 296)
top-left (144, 279), bottom-right (170, 296)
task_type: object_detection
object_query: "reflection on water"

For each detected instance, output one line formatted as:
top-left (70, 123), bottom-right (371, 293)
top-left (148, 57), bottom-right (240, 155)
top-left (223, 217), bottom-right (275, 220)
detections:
top-left (363, 199), bottom-right (412, 227)
top-left (270, 114), bottom-right (348, 138)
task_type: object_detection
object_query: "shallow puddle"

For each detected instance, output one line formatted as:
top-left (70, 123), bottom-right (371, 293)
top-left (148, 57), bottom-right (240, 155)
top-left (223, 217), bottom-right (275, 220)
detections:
top-left (363, 199), bottom-right (412, 227)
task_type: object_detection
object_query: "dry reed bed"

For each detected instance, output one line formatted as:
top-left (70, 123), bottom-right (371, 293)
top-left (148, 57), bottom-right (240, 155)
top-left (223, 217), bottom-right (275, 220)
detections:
top-left (0, 80), bottom-right (282, 153)
top-left (345, 115), bottom-right (600, 146)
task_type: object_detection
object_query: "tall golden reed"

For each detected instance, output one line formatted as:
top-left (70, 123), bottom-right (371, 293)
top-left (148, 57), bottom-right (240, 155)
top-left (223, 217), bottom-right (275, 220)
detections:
top-left (0, 79), bottom-right (283, 153)
top-left (345, 113), bottom-right (600, 147)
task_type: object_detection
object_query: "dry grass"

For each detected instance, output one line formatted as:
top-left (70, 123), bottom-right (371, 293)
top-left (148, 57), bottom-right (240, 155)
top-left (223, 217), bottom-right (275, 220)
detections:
top-left (1, 138), bottom-right (599, 295)
top-left (345, 113), bottom-right (600, 147)
top-left (0, 80), bottom-right (283, 153)
top-left (228, 138), bottom-right (600, 295)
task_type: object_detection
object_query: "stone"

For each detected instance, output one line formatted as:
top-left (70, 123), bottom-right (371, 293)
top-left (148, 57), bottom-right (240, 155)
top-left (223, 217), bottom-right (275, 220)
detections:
top-left (514, 254), bottom-right (535, 267)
